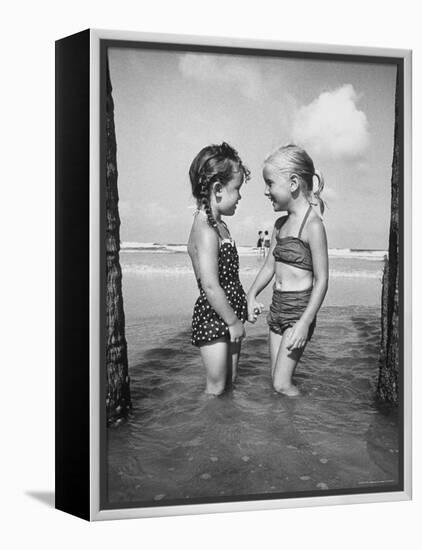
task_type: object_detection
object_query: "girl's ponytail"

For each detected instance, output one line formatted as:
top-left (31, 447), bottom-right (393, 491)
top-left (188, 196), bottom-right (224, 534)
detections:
top-left (313, 169), bottom-right (325, 215)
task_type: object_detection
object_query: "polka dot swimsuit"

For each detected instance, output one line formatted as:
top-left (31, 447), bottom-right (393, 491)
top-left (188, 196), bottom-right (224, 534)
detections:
top-left (191, 239), bottom-right (247, 347)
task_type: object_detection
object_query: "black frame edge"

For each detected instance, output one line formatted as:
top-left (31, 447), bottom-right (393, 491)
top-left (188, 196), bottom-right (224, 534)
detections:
top-left (55, 28), bottom-right (91, 521)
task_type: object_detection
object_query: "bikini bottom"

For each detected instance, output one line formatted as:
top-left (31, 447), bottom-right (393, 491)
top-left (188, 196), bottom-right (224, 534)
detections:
top-left (267, 287), bottom-right (316, 339)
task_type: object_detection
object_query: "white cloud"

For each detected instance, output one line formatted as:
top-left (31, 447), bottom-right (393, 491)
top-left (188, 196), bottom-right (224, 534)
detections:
top-left (291, 85), bottom-right (370, 160)
top-left (179, 53), bottom-right (264, 100)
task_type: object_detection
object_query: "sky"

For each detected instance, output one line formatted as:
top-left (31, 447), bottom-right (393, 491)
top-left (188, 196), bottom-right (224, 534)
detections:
top-left (109, 47), bottom-right (396, 249)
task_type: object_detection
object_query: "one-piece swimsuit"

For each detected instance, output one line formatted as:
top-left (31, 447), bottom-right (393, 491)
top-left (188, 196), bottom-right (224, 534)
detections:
top-left (191, 229), bottom-right (247, 347)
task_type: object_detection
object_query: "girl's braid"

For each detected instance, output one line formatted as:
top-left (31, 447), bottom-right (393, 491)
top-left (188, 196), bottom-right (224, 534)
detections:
top-left (199, 172), bottom-right (218, 231)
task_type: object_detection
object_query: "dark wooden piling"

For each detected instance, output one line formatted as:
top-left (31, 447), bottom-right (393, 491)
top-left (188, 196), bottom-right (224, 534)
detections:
top-left (105, 56), bottom-right (131, 423)
top-left (376, 70), bottom-right (400, 406)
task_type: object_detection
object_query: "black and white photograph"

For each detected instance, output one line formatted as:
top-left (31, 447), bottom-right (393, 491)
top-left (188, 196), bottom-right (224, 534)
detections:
top-left (102, 38), bottom-right (404, 510)
top-left (5, 0), bottom-right (422, 542)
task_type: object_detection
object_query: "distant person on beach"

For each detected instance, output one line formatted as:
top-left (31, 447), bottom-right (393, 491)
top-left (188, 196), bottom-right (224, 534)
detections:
top-left (256, 231), bottom-right (265, 255)
top-left (187, 142), bottom-right (250, 395)
top-left (247, 144), bottom-right (328, 396)
top-left (263, 230), bottom-right (271, 256)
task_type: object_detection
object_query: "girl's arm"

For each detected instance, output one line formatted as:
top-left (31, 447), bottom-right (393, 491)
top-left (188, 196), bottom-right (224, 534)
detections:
top-left (246, 225), bottom-right (277, 321)
top-left (287, 217), bottom-right (329, 350)
top-left (196, 225), bottom-right (245, 341)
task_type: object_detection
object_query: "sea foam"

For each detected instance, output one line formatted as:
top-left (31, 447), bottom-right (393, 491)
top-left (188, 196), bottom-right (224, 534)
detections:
top-left (121, 242), bottom-right (387, 260)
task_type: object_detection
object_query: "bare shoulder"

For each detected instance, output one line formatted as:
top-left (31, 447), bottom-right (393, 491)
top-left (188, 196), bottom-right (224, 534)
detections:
top-left (190, 215), bottom-right (219, 250)
top-left (307, 213), bottom-right (327, 243)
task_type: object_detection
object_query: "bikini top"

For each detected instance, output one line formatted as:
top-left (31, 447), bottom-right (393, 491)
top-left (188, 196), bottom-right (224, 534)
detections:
top-left (273, 205), bottom-right (313, 272)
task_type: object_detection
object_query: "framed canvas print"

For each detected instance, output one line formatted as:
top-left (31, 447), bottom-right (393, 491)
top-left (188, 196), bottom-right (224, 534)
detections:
top-left (55, 28), bottom-right (412, 521)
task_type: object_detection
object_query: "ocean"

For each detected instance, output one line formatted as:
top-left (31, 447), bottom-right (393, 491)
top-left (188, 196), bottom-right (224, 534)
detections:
top-left (106, 244), bottom-right (399, 506)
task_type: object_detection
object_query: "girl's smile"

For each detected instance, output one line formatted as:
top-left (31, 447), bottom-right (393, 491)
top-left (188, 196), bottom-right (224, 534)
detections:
top-left (263, 164), bottom-right (291, 211)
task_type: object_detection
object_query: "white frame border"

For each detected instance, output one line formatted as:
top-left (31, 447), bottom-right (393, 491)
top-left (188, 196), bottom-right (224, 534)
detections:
top-left (89, 28), bottom-right (412, 521)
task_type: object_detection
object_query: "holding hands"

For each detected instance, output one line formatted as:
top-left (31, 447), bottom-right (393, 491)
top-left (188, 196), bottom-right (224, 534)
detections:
top-left (228, 318), bottom-right (246, 344)
top-left (247, 295), bottom-right (264, 323)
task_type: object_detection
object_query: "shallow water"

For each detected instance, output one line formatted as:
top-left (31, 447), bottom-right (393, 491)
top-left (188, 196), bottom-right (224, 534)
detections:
top-left (107, 300), bottom-right (400, 505)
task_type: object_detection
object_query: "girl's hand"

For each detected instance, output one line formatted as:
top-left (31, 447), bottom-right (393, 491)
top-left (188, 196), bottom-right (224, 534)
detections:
top-left (247, 295), bottom-right (264, 323)
top-left (286, 320), bottom-right (310, 350)
top-left (228, 318), bottom-right (245, 343)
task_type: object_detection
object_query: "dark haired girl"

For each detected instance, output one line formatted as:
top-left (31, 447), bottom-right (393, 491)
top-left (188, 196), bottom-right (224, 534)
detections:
top-left (187, 142), bottom-right (250, 395)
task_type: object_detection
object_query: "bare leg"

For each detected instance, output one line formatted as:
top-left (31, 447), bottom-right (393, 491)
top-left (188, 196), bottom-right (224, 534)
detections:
top-left (269, 329), bottom-right (282, 379)
top-left (229, 341), bottom-right (241, 385)
top-left (272, 328), bottom-right (305, 396)
top-left (199, 337), bottom-right (230, 395)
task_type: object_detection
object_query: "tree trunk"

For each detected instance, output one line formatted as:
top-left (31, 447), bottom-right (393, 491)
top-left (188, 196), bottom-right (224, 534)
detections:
top-left (376, 70), bottom-right (400, 405)
top-left (105, 57), bottom-right (131, 423)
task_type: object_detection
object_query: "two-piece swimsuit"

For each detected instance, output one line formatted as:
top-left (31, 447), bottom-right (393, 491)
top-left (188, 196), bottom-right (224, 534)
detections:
top-left (267, 204), bottom-right (317, 339)
top-left (191, 217), bottom-right (247, 347)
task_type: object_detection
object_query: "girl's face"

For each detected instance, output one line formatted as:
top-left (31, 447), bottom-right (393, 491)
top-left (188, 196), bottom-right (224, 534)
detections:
top-left (215, 170), bottom-right (244, 216)
top-left (263, 164), bottom-right (292, 211)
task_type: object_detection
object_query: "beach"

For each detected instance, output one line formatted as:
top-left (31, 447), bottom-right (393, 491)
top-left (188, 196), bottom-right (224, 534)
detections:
top-left (106, 246), bottom-right (399, 505)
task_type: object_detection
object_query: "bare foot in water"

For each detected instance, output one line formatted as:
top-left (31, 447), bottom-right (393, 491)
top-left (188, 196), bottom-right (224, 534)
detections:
top-left (275, 384), bottom-right (301, 397)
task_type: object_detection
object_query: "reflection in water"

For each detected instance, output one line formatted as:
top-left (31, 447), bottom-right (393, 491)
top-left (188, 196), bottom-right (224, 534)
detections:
top-left (107, 306), bottom-right (400, 505)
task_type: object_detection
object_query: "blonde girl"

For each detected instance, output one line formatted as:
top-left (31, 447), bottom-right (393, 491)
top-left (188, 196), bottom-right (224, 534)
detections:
top-left (247, 145), bottom-right (328, 396)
